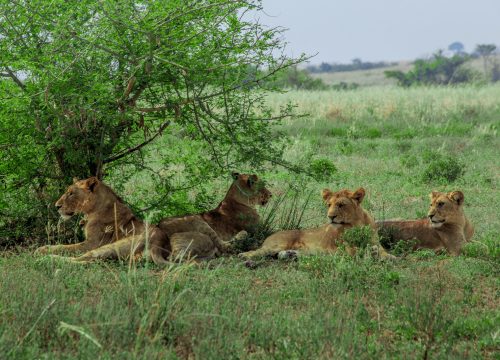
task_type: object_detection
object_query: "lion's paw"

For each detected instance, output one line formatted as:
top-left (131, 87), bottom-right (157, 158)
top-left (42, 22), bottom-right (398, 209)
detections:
top-left (277, 250), bottom-right (298, 261)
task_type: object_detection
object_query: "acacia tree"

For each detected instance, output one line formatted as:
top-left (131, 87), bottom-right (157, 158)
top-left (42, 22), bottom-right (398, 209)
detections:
top-left (0, 0), bottom-right (305, 242)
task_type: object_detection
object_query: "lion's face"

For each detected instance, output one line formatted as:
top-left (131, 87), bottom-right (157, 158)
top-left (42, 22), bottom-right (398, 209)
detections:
top-left (427, 191), bottom-right (464, 228)
top-left (55, 177), bottom-right (100, 220)
top-left (230, 172), bottom-right (272, 206)
top-left (322, 188), bottom-right (366, 228)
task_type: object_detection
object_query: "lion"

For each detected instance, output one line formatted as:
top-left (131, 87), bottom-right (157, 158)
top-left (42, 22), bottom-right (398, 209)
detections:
top-left (149, 172), bottom-right (272, 264)
top-left (376, 191), bottom-right (474, 255)
top-left (35, 177), bottom-right (167, 263)
top-left (239, 187), bottom-right (394, 260)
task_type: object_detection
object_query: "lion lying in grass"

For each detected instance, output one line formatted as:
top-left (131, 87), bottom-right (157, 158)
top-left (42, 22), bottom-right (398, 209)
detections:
top-left (377, 191), bottom-right (474, 255)
top-left (239, 187), bottom-right (394, 260)
top-left (150, 172), bottom-right (272, 264)
top-left (35, 177), bottom-right (166, 263)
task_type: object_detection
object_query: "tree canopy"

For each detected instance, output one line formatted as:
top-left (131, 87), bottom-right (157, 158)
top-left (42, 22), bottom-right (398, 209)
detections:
top-left (0, 0), bottom-right (305, 242)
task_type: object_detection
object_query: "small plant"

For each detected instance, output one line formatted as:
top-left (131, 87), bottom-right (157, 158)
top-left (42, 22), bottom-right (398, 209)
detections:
top-left (341, 226), bottom-right (373, 250)
top-left (395, 140), bottom-right (412, 153)
top-left (461, 242), bottom-right (490, 259)
top-left (362, 128), bottom-right (383, 139)
top-left (391, 239), bottom-right (417, 257)
top-left (308, 158), bottom-right (337, 181)
top-left (421, 154), bottom-right (464, 183)
top-left (336, 139), bottom-right (354, 155)
top-left (330, 127), bottom-right (348, 137)
top-left (233, 186), bottom-right (312, 253)
top-left (400, 154), bottom-right (419, 168)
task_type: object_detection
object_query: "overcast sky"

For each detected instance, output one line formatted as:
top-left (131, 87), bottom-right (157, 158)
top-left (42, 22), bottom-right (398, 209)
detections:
top-left (258, 0), bottom-right (500, 64)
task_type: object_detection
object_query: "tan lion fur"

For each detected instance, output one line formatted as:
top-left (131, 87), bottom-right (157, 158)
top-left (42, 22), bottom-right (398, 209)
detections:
top-left (239, 187), bottom-right (393, 259)
top-left (376, 191), bottom-right (474, 255)
top-left (35, 177), bottom-right (166, 262)
top-left (150, 172), bottom-right (272, 264)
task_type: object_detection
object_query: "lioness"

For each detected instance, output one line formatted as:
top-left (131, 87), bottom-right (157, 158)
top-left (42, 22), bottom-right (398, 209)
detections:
top-left (150, 172), bottom-right (272, 264)
top-left (376, 191), bottom-right (474, 255)
top-left (35, 177), bottom-right (166, 262)
top-left (239, 187), bottom-right (393, 259)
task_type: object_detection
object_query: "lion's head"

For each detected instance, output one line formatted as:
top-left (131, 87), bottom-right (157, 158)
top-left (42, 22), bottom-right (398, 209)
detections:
top-left (427, 191), bottom-right (465, 229)
top-left (322, 187), bottom-right (367, 228)
top-left (55, 177), bottom-right (102, 220)
top-left (229, 172), bottom-right (272, 206)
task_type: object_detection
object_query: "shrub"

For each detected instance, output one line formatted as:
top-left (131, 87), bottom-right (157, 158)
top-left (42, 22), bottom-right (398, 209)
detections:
top-left (308, 158), bottom-right (337, 181)
top-left (330, 127), bottom-right (348, 137)
top-left (336, 139), bottom-right (354, 155)
top-left (341, 226), bottom-right (373, 250)
top-left (400, 154), bottom-right (419, 168)
top-left (421, 154), bottom-right (464, 183)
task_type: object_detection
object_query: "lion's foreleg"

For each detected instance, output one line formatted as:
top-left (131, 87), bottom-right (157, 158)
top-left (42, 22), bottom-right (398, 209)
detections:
top-left (239, 247), bottom-right (279, 259)
top-left (193, 221), bottom-right (231, 253)
top-left (71, 236), bottom-right (144, 262)
top-left (443, 234), bottom-right (466, 256)
top-left (35, 242), bottom-right (90, 256)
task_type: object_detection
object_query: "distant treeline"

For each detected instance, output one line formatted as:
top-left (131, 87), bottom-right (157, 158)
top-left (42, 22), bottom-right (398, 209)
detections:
top-left (263, 66), bottom-right (358, 91)
top-left (386, 44), bottom-right (499, 87)
top-left (306, 58), bottom-right (398, 74)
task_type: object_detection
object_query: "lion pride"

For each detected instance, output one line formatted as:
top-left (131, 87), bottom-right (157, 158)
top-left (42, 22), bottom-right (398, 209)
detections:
top-left (150, 172), bottom-right (272, 264)
top-left (35, 177), bottom-right (166, 263)
top-left (239, 187), bottom-right (394, 260)
top-left (376, 191), bottom-right (474, 255)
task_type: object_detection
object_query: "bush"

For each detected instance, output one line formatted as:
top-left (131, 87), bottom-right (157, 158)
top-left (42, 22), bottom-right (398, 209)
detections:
top-left (421, 154), bottom-right (464, 183)
top-left (308, 159), bottom-right (337, 181)
top-left (341, 226), bottom-right (373, 250)
top-left (336, 139), bottom-right (354, 155)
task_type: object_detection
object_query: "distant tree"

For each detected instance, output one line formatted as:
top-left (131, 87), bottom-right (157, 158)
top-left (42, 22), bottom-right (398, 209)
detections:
top-left (475, 44), bottom-right (497, 79)
top-left (448, 42), bottom-right (465, 55)
top-left (351, 58), bottom-right (362, 66)
top-left (265, 66), bottom-right (329, 90)
top-left (319, 62), bottom-right (333, 73)
top-left (385, 51), bottom-right (475, 86)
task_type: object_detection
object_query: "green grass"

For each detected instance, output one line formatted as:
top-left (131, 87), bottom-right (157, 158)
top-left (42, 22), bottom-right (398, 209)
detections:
top-left (1, 84), bottom-right (499, 359)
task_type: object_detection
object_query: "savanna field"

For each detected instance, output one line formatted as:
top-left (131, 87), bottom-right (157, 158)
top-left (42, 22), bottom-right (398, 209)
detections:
top-left (1, 85), bottom-right (499, 359)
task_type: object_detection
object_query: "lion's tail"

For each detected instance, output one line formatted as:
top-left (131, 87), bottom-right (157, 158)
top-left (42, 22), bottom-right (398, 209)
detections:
top-left (147, 228), bottom-right (172, 265)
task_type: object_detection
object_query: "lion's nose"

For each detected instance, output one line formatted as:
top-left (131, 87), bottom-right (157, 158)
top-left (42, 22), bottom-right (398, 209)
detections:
top-left (428, 214), bottom-right (434, 219)
top-left (55, 204), bottom-right (62, 209)
top-left (329, 215), bottom-right (337, 221)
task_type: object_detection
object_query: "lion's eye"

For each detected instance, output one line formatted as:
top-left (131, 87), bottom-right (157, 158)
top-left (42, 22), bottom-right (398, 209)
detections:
top-left (438, 202), bottom-right (444, 207)
top-left (337, 203), bottom-right (343, 208)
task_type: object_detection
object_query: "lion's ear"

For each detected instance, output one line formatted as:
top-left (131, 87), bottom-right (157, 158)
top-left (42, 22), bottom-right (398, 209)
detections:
top-left (231, 172), bottom-right (240, 181)
top-left (247, 174), bottom-right (258, 187)
top-left (448, 191), bottom-right (464, 206)
top-left (322, 189), bottom-right (333, 201)
top-left (351, 187), bottom-right (366, 204)
top-left (84, 177), bottom-right (99, 192)
top-left (72, 177), bottom-right (79, 184)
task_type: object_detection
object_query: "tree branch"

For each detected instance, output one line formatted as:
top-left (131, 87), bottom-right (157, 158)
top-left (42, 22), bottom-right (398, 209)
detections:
top-left (103, 120), bottom-right (170, 164)
top-left (2, 67), bottom-right (26, 91)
